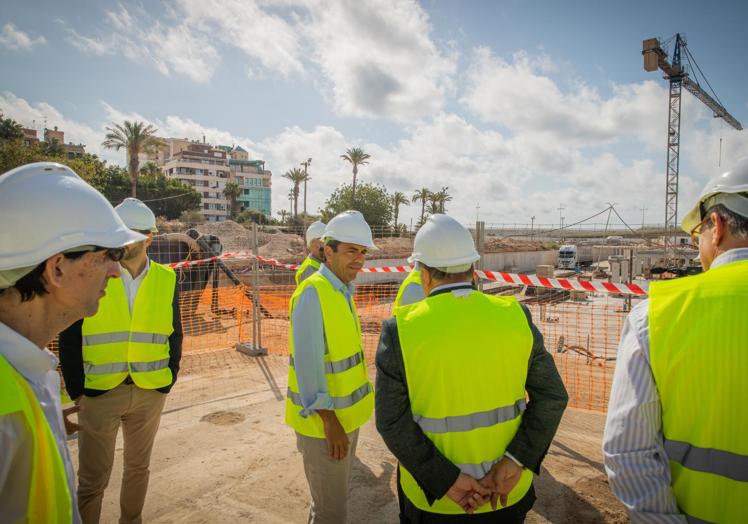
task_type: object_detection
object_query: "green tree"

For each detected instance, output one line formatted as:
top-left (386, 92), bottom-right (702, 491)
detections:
top-left (322, 182), bottom-right (392, 228)
top-left (139, 161), bottom-right (162, 177)
top-left (277, 209), bottom-right (290, 225)
top-left (392, 191), bottom-right (410, 233)
top-left (236, 208), bottom-right (270, 225)
top-left (223, 181), bottom-right (242, 219)
top-left (412, 187), bottom-right (431, 226)
top-left (43, 137), bottom-right (65, 156)
top-left (0, 117), bottom-right (23, 141)
top-left (282, 168), bottom-right (306, 219)
top-left (102, 120), bottom-right (164, 197)
top-left (340, 147), bottom-right (371, 208)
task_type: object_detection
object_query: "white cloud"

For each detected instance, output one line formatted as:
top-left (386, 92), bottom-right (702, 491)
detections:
top-left (62, 0), bottom-right (455, 121)
top-left (461, 47), bottom-right (667, 148)
top-left (0, 23), bottom-right (46, 50)
top-left (304, 0), bottom-right (457, 121)
top-left (177, 0), bottom-right (304, 76)
top-left (65, 5), bottom-right (219, 83)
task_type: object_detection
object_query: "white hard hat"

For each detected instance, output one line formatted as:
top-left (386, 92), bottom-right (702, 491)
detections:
top-left (409, 214), bottom-right (479, 272)
top-left (682, 157), bottom-right (748, 233)
top-left (305, 220), bottom-right (326, 247)
top-left (0, 162), bottom-right (146, 271)
top-left (115, 198), bottom-right (158, 233)
top-left (322, 210), bottom-right (378, 249)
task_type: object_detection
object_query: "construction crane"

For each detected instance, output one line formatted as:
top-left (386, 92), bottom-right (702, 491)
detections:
top-left (642, 34), bottom-right (742, 260)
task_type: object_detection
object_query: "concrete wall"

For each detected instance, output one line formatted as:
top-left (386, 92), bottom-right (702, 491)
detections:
top-left (358, 250), bottom-right (558, 284)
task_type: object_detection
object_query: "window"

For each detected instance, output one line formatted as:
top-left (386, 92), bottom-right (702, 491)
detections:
top-left (203, 203), bottom-right (209, 210)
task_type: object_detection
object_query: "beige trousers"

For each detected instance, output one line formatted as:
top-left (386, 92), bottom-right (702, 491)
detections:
top-left (296, 429), bottom-right (360, 524)
top-left (77, 383), bottom-right (167, 524)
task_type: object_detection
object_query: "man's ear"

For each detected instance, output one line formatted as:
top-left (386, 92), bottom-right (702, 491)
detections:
top-left (42, 253), bottom-right (67, 292)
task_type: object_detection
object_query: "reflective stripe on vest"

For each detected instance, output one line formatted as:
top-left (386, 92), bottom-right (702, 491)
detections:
top-left (295, 256), bottom-right (321, 286)
top-left (289, 352), bottom-right (363, 374)
top-left (394, 269), bottom-right (423, 309)
top-left (287, 382), bottom-right (373, 410)
top-left (650, 259), bottom-right (748, 523)
top-left (397, 289), bottom-right (534, 514)
top-left (414, 399), bottom-right (527, 434)
top-left (84, 358), bottom-right (170, 375)
top-left (0, 355), bottom-right (73, 523)
top-left (665, 439), bottom-right (748, 483)
top-left (285, 272), bottom-right (374, 438)
top-left (82, 331), bottom-right (169, 346)
top-left (82, 262), bottom-right (176, 391)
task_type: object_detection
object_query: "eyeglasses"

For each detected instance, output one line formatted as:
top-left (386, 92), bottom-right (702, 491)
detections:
top-left (64, 246), bottom-right (126, 262)
top-left (690, 216), bottom-right (711, 248)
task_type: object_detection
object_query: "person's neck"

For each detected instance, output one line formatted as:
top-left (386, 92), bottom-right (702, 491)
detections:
top-left (122, 254), bottom-right (148, 279)
top-left (0, 294), bottom-right (73, 349)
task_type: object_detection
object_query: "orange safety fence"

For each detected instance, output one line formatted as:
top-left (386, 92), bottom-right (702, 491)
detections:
top-left (51, 261), bottom-right (638, 414)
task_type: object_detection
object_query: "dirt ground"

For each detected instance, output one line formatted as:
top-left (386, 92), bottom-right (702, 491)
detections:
top-left (67, 351), bottom-right (627, 524)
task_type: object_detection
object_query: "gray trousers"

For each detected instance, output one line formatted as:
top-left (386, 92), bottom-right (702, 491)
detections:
top-left (296, 429), bottom-right (360, 524)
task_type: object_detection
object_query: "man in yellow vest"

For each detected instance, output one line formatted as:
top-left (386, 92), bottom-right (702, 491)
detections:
top-left (393, 263), bottom-right (424, 308)
top-left (376, 214), bottom-right (568, 522)
top-left (286, 210), bottom-right (376, 523)
top-left (295, 220), bottom-right (326, 285)
top-left (59, 198), bottom-right (183, 524)
top-left (0, 162), bottom-right (145, 523)
top-left (604, 158), bottom-right (748, 523)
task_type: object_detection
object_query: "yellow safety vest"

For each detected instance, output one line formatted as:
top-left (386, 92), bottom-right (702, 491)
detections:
top-left (649, 258), bottom-right (748, 524)
top-left (294, 256), bottom-right (321, 286)
top-left (285, 272), bottom-right (374, 438)
top-left (81, 262), bottom-right (176, 391)
top-left (0, 355), bottom-right (72, 523)
top-left (394, 269), bottom-right (423, 309)
top-left (397, 289), bottom-right (534, 514)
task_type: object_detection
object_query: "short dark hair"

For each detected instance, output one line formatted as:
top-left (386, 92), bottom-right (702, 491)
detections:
top-left (421, 263), bottom-right (474, 281)
top-left (0, 251), bottom-right (88, 302)
top-left (704, 203), bottom-right (748, 238)
top-left (325, 239), bottom-right (341, 252)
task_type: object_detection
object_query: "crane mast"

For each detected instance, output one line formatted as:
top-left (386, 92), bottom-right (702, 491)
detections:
top-left (642, 34), bottom-right (742, 260)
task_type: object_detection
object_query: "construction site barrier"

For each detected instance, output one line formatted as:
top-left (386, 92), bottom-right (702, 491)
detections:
top-left (52, 230), bottom-right (639, 416)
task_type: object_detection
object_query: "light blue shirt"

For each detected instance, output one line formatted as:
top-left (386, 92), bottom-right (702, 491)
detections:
top-left (603, 248), bottom-right (748, 523)
top-left (291, 264), bottom-right (356, 417)
top-left (398, 280), bottom-right (425, 307)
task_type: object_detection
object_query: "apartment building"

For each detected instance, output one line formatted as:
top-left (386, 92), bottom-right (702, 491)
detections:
top-left (162, 142), bottom-right (231, 222)
top-left (217, 145), bottom-right (272, 218)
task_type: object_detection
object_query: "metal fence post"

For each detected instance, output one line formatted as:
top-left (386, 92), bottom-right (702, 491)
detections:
top-left (236, 222), bottom-right (267, 356)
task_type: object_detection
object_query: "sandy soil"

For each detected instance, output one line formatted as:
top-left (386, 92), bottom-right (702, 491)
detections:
top-left (67, 351), bottom-right (626, 523)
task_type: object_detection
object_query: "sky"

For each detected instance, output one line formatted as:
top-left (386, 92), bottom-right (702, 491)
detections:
top-left (2, 0), bottom-right (748, 228)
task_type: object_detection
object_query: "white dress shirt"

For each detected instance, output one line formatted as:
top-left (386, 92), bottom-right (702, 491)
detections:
top-left (0, 321), bottom-right (81, 523)
top-left (119, 257), bottom-right (151, 314)
top-left (603, 248), bottom-right (748, 523)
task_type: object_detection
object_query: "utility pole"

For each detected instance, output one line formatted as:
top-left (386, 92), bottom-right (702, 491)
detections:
top-left (476, 202), bottom-right (480, 222)
top-left (530, 216), bottom-right (535, 241)
top-left (561, 216), bottom-right (565, 241)
top-left (640, 206), bottom-right (648, 230)
top-left (557, 205), bottom-right (565, 238)
top-left (300, 158), bottom-right (312, 220)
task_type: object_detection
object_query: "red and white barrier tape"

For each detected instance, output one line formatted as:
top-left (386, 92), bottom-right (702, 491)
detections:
top-left (166, 251), bottom-right (647, 295)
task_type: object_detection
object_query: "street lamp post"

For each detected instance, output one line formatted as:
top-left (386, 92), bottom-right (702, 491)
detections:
top-left (301, 158), bottom-right (312, 221)
top-left (531, 216), bottom-right (535, 240)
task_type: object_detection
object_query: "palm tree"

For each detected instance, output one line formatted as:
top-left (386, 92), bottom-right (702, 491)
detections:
top-left (340, 147), bottom-right (371, 208)
top-left (426, 200), bottom-right (440, 215)
top-left (277, 209), bottom-right (289, 225)
top-left (102, 120), bottom-right (164, 197)
top-left (282, 168), bottom-right (307, 219)
top-left (412, 187), bottom-right (431, 226)
top-left (223, 181), bottom-right (242, 219)
top-left (43, 138), bottom-right (65, 156)
top-left (392, 192), bottom-right (410, 233)
top-left (432, 186), bottom-right (453, 213)
top-left (0, 117), bottom-right (23, 141)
